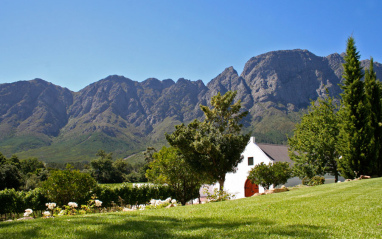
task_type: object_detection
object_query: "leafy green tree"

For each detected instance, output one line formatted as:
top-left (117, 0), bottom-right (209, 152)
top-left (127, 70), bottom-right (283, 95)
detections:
top-left (136, 147), bottom-right (158, 183)
top-left (41, 164), bottom-right (98, 206)
top-left (146, 146), bottom-right (208, 205)
top-left (364, 58), bottom-right (382, 176)
top-left (0, 152), bottom-right (6, 165)
top-left (166, 91), bottom-right (250, 191)
top-left (247, 162), bottom-right (292, 190)
top-left (0, 153), bottom-right (23, 190)
top-left (0, 164), bottom-right (23, 190)
top-left (288, 93), bottom-right (341, 182)
top-left (19, 157), bottom-right (48, 190)
top-left (5, 155), bottom-right (21, 169)
top-left (337, 37), bottom-right (370, 178)
top-left (19, 157), bottom-right (45, 175)
top-left (113, 158), bottom-right (133, 181)
top-left (90, 150), bottom-right (121, 183)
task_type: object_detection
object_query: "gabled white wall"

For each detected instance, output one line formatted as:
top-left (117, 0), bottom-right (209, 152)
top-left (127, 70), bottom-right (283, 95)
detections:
top-left (223, 137), bottom-right (273, 199)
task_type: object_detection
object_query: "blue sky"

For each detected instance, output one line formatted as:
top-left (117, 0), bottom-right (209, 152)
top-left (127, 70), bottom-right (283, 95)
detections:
top-left (0, 0), bottom-right (381, 91)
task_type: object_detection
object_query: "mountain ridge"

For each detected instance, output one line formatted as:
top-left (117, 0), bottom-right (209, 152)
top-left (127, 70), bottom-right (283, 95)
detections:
top-left (1, 49), bottom-right (381, 163)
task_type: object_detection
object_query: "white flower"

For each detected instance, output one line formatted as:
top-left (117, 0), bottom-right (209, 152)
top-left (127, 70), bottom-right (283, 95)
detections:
top-left (95, 199), bottom-right (102, 207)
top-left (150, 199), bottom-right (157, 205)
top-left (43, 211), bottom-right (51, 217)
top-left (171, 199), bottom-right (177, 204)
top-left (165, 197), bottom-right (171, 203)
top-left (45, 202), bottom-right (56, 210)
top-left (24, 208), bottom-right (33, 217)
top-left (68, 202), bottom-right (78, 208)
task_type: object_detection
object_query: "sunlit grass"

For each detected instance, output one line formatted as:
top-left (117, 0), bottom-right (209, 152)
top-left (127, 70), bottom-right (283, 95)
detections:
top-left (1, 178), bottom-right (382, 238)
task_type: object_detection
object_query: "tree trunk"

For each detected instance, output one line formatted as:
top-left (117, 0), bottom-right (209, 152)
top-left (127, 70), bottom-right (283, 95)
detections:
top-left (218, 176), bottom-right (225, 192)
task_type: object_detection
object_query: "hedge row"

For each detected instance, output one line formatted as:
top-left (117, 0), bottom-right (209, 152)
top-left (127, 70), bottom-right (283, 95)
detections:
top-left (0, 188), bottom-right (48, 215)
top-left (0, 184), bottom-right (175, 215)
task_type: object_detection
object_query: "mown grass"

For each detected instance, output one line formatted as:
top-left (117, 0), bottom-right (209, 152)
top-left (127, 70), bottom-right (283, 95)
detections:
top-left (1, 178), bottom-right (382, 238)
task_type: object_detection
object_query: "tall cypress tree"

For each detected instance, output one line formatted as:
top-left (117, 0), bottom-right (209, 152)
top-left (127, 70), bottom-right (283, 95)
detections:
top-left (337, 37), bottom-right (369, 178)
top-left (364, 58), bottom-right (382, 176)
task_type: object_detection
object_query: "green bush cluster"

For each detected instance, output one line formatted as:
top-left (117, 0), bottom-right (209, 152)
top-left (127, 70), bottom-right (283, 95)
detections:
top-left (96, 184), bottom-right (176, 207)
top-left (0, 188), bottom-right (47, 215)
top-left (302, 176), bottom-right (325, 186)
top-left (0, 184), bottom-right (175, 216)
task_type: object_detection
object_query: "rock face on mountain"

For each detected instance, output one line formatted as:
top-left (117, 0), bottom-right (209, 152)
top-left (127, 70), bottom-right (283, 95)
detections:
top-left (0, 79), bottom-right (73, 138)
top-left (0, 49), bottom-right (381, 162)
top-left (240, 50), bottom-right (342, 109)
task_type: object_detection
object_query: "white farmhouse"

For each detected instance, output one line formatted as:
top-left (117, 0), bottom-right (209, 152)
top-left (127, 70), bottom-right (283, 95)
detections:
top-left (202, 136), bottom-right (295, 199)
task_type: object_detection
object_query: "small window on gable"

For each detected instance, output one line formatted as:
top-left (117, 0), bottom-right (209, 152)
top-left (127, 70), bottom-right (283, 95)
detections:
top-left (248, 157), bottom-right (254, 166)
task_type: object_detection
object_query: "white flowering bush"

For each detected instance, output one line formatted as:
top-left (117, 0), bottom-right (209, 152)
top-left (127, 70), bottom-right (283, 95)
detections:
top-left (68, 202), bottom-right (78, 208)
top-left (95, 199), bottom-right (102, 207)
top-left (42, 211), bottom-right (51, 218)
top-left (23, 209), bottom-right (33, 217)
top-left (46, 202), bottom-right (56, 210)
top-left (146, 197), bottom-right (179, 209)
top-left (203, 188), bottom-right (234, 202)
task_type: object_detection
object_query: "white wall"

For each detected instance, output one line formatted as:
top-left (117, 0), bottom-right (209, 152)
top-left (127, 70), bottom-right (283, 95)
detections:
top-left (223, 137), bottom-right (273, 199)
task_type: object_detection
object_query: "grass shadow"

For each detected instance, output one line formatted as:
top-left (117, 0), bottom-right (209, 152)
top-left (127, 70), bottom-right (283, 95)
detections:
top-left (0, 212), bottom-right (332, 239)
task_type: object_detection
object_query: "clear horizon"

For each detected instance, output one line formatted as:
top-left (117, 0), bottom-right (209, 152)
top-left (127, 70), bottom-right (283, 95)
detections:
top-left (1, 0), bottom-right (381, 91)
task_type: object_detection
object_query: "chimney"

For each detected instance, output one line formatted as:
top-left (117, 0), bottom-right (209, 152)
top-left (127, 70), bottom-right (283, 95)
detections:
top-left (250, 136), bottom-right (255, 144)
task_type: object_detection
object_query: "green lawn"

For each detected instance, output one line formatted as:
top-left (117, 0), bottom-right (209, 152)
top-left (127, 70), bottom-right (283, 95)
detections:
top-left (1, 178), bottom-right (382, 238)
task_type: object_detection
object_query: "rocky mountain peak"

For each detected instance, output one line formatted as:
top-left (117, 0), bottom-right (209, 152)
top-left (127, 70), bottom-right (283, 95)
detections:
top-left (1, 49), bottom-right (382, 162)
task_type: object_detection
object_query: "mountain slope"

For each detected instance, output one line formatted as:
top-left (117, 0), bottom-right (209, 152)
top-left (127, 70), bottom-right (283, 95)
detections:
top-left (0, 49), bottom-right (381, 163)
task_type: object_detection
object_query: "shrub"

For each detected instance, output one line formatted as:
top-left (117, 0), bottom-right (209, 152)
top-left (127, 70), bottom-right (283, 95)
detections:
top-left (41, 166), bottom-right (98, 206)
top-left (204, 188), bottom-right (233, 202)
top-left (248, 162), bottom-right (292, 190)
top-left (302, 176), bottom-right (325, 186)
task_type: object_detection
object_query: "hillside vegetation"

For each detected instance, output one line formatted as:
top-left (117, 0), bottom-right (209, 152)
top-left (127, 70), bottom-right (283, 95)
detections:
top-left (1, 178), bottom-right (381, 238)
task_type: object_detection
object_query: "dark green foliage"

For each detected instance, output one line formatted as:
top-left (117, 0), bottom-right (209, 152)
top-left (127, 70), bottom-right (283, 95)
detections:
top-left (0, 188), bottom-right (47, 215)
top-left (338, 37), bottom-right (371, 178)
top-left (0, 152), bottom-right (48, 191)
top-left (41, 165), bottom-right (98, 206)
top-left (146, 146), bottom-right (206, 205)
top-left (95, 184), bottom-right (176, 207)
top-left (19, 157), bottom-right (45, 175)
top-left (0, 182), bottom-right (176, 216)
top-left (364, 58), bottom-right (382, 176)
top-left (0, 164), bottom-right (23, 190)
top-left (90, 150), bottom-right (125, 183)
top-left (0, 152), bottom-right (6, 165)
top-left (166, 91), bottom-right (250, 190)
top-left (288, 93), bottom-right (340, 181)
top-left (6, 155), bottom-right (21, 168)
top-left (247, 162), bottom-right (292, 190)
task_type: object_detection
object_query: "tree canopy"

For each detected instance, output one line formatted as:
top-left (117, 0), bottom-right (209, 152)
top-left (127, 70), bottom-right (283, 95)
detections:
top-left (288, 93), bottom-right (340, 181)
top-left (288, 36), bottom-right (382, 179)
top-left (166, 91), bottom-right (250, 190)
top-left (337, 37), bottom-right (373, 178)
top-left (146, 146), bottom-right (208, 205)
top-left (247, 162), bottom-right (292, 190)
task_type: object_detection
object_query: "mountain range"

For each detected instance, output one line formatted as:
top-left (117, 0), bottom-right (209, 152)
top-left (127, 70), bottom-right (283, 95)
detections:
top-left (1, 49), bottom-right (381, 163)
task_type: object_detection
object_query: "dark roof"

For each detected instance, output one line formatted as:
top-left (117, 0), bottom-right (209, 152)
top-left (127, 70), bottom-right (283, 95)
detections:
top-left (257, 144), bottom-right (294, 165)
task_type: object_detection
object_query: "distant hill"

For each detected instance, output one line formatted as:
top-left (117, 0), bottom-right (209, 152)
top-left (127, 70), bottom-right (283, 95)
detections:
top-left (1, 49), bottom-right (381, 163)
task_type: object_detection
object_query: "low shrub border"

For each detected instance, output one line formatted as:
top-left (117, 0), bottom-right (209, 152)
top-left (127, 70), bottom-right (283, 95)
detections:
top-left (0, 183), bottom-right (176, 220)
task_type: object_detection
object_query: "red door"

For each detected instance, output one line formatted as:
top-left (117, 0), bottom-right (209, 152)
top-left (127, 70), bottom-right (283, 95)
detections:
top-left (244, 179), bottom-right (259, 197)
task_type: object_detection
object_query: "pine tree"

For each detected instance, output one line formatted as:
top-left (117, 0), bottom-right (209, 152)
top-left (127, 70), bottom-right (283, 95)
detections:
top-left (364, 58), bottom-right (382, 176)
top-left (337, 37), bottom-right (369, 178)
